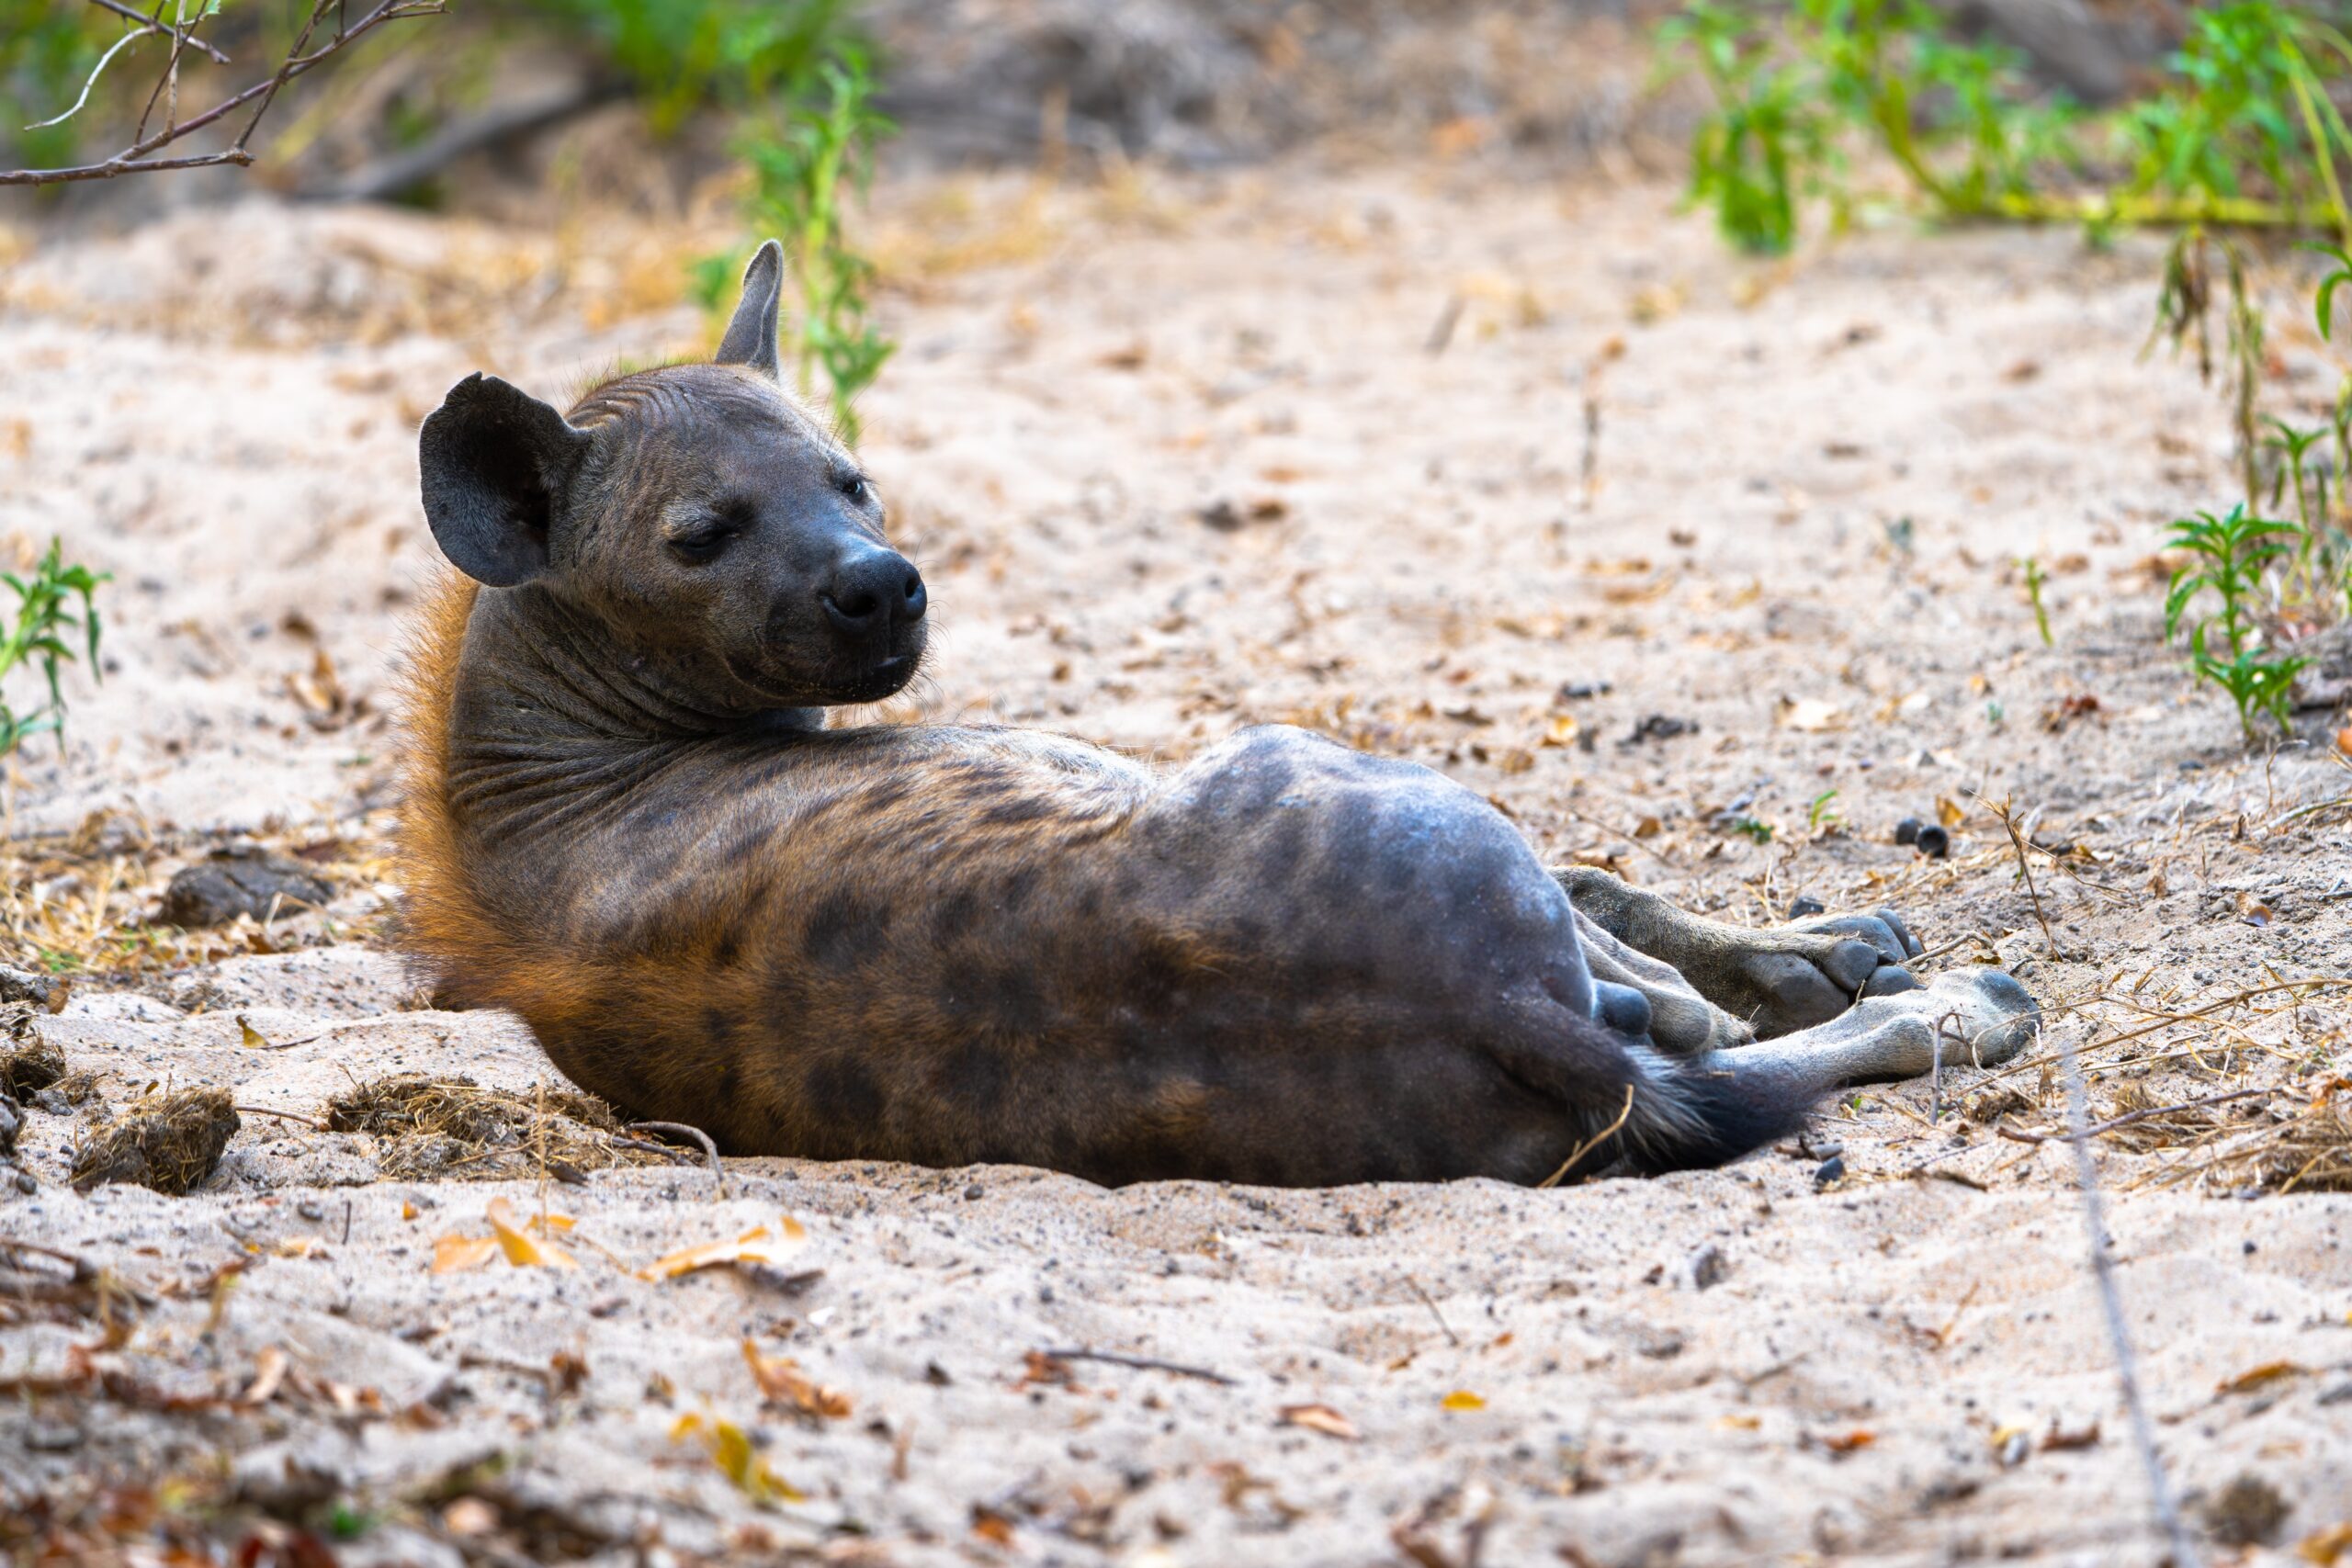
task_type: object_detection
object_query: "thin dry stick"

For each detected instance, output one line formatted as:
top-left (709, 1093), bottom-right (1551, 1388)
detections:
top-left (1034, 1348), bottom-right (1236, 1385)
top-left (1402, 1275), bottom-right (1461, 1348)
top-left (628, 1121), bottom-right (727, 1195)
top-left (3, 0), bottom-right (444, 186)
top-left (1986, 795), bottom-right (2060, 955)
top-left (1994, 1087), bottom-right (2276, 1146)
top-left (2055, 1027), bottom-right (2201, 1568)
top-left (1538, 1084), bottom-right (1635, 1189)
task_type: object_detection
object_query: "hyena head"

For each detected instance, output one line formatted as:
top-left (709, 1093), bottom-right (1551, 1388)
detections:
top-left (416, 241), bottom-right (926, 710)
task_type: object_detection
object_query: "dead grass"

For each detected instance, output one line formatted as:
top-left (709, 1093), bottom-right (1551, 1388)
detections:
top-left (323, 1073), bottom-right (679, 1181)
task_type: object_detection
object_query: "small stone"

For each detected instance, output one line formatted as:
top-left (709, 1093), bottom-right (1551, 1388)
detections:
top-left (1894, 817), bottom-right (1923, 845)
top-left (2201, 1473), bottom-right (2290, 1548)
top-left (159, 848), bottom-right (333, 929)
top-left (13, 1171), bottom-right (34, 1193)
top-left (297, 1200), bottom-right (324, 1222)
top-left (964, 1183), bottom-right (984, 1201)
top-left (1786, 895), bottom-right (1826, 919)
top-left (1914, 824), bottom-right (1951, 859)
top-left (1814, 1154), bottom-right (1847, 1189)
top-left (1690, 1244), bottom-right (1729, 1290)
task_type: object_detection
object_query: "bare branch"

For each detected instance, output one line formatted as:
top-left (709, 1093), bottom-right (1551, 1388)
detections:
top-left (87, 0), bottom-right (232, 67)
top-left (25, 28), bottom-right (146, 132)
top-left (1, 0), bottom-right (444, 189)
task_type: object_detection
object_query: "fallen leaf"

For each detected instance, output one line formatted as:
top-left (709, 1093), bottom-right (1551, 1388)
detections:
top-left (2041, 1421), bottom-right (2100, 1451)
top-left (486, 1198), bottom-right (577, 1269)
top-left (1776, 696), bottom-right (1845, 733)
top-left (1936, 795), bottom-right (1966, 828)
top-left (670, 1412), bottom-right (802, 1503)
top-left (1716, 1413), bottom-right (1761, 1430)
top-left (241, 1347), bottom-right (288, 1407)
top-left (1822, 1428), bottom-right (1876, 1453)
top-left (2218, 1360), bottom-right (2304, 1395)
top-left (1278, 1403), bottom-right (1359, 1440)
top-left (2300, 1521), bottom-right (2352, 1564)
top-left (1441, 1390), bottom-right (1486, 1412)
top-left (236, 1016), bottom-right (270, 1049)
top-left (432, 1234), bottom-right (498, 1274)
top-left (637, 1217), bottom-right (809, 1283)
top-left (742, 1338), bottom-right (852, 1418)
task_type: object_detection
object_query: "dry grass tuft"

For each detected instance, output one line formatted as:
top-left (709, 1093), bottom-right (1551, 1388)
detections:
top-left (70, 1088), bottom-right (239, 1195)
top-left (323, 1073), bottom-right (673, 1181)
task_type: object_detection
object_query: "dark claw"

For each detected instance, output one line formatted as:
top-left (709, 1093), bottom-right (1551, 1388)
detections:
top-left (1821, 939), bottom-right (1883, 992)
top-left (1861, 964), bottom-right (1921, 998)
top-left (1752, 952), bottom-right (1848, 1034)
top-left (1875, 908), bottom-right (1923, 958)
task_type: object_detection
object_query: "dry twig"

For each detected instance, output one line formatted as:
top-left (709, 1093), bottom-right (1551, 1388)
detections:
top-left (3, 0), bottom-right (445, 188)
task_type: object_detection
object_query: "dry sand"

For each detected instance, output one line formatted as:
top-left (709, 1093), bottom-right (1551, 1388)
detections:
top-left (1, 162), bottom-right (2350, 1565)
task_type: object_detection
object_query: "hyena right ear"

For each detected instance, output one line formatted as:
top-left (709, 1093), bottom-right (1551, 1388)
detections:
top-left (418, 373), bottom-right (593, 587)
top-left (713, 239), bottom-right (785, 378)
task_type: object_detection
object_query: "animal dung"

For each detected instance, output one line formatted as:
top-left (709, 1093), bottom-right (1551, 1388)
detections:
top-left (70, 1088), bottom-right (239, 1195)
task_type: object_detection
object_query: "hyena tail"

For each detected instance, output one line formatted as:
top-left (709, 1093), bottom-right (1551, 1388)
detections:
top-left (1610, 1043), bottom-right (1824, 1177)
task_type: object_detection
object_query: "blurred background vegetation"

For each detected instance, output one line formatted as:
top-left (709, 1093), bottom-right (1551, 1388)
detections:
top-left (9, 0), bottom-right (2352, 743)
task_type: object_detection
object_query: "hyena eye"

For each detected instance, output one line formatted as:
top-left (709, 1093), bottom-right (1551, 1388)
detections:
top-left (667, 524), bottom-right (736, 564)
top-left (836, 472), bottom-right (873, 505)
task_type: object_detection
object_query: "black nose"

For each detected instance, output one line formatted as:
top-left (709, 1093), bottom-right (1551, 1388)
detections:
top-left (820, 548), bottom-right (926, 637)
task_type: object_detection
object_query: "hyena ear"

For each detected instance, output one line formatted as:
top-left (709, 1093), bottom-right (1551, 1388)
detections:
top-left (713, 239), bottom-right (785, 378)
top-left (417, 372), bottom-right (593, 588)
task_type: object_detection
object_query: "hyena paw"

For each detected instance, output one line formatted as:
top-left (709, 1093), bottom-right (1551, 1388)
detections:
top-left (1725, 907), bottom-right (1924, 1038)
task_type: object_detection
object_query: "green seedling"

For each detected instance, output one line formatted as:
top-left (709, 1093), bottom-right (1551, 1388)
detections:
top-left (2164, 503), bottom-right (2310, 738)
top-left (2022, 556), bottom-right (2053, 646)
top-left (739, 51), bottom-right (895, 441)
top-left (1726, 814), bottom-right (1774, 844)
top-left (1806, 789), bottom-right (1841, 832)
top-left (0, 539), bottom-right (105, 760)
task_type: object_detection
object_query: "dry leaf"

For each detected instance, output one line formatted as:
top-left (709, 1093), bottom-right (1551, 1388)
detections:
top-left (670, 1412), bottom-right (802, 1503)
top-left (1775, 696), bottom-right (1845, 733)
top-left (2217, 1360), bottom-right (2304, 1395)
top-left (236, 1016), bottom-right (270, 1049)
top-left (2300, 1521), bottom-right (2352, 1564)
top-left (1440, 1390), bottom-right (1486, 1412)
top-left (1823, 1428), bottom-right (1876, 1453)
top-left (432, 1234), bottom-right (497, 1274)
top-left (1278, 1403), bottom-right (1359, 1440)
top-left (1936, 796), bottom-right (1966, 828)
top-left (242, 1346), bottom-right (288, 1407)
top-left (742, 1338), bottom-right (853, 1418)
top-left (486, 1198), bottom-right (578, 1269)
top-left (636, 1216), bottom-right (809, 1282)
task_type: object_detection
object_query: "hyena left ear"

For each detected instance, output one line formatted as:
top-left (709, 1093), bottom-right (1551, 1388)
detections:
top-left (713, 239), bottom-right (785, 378)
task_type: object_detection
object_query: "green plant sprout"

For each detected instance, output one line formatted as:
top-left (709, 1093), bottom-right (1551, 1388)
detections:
top-left (0, 539), bottom-right (106, 760)
top-left (2164, 503), bottom-right (2310, 739)
top-left (1806, 789), bottom-right (1841, 832)
top-left (2022, 556), bottom-right (2053, 646)
top-left (736, 51), bottom-right (895, 442)
top-left (1727, 814), bottom-right (1774, 844)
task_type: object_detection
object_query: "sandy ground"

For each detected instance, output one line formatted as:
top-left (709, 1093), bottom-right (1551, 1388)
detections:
top-left (2, 160), bottom-right (2351, 1566)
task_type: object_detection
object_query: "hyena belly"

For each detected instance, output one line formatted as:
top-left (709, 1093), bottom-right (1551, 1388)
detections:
top-left (459, 723), bottom-right (1634, 1186)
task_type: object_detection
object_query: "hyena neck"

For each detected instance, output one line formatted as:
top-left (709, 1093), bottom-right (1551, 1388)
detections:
top-left (444, 586), bottom-right (821, 843)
